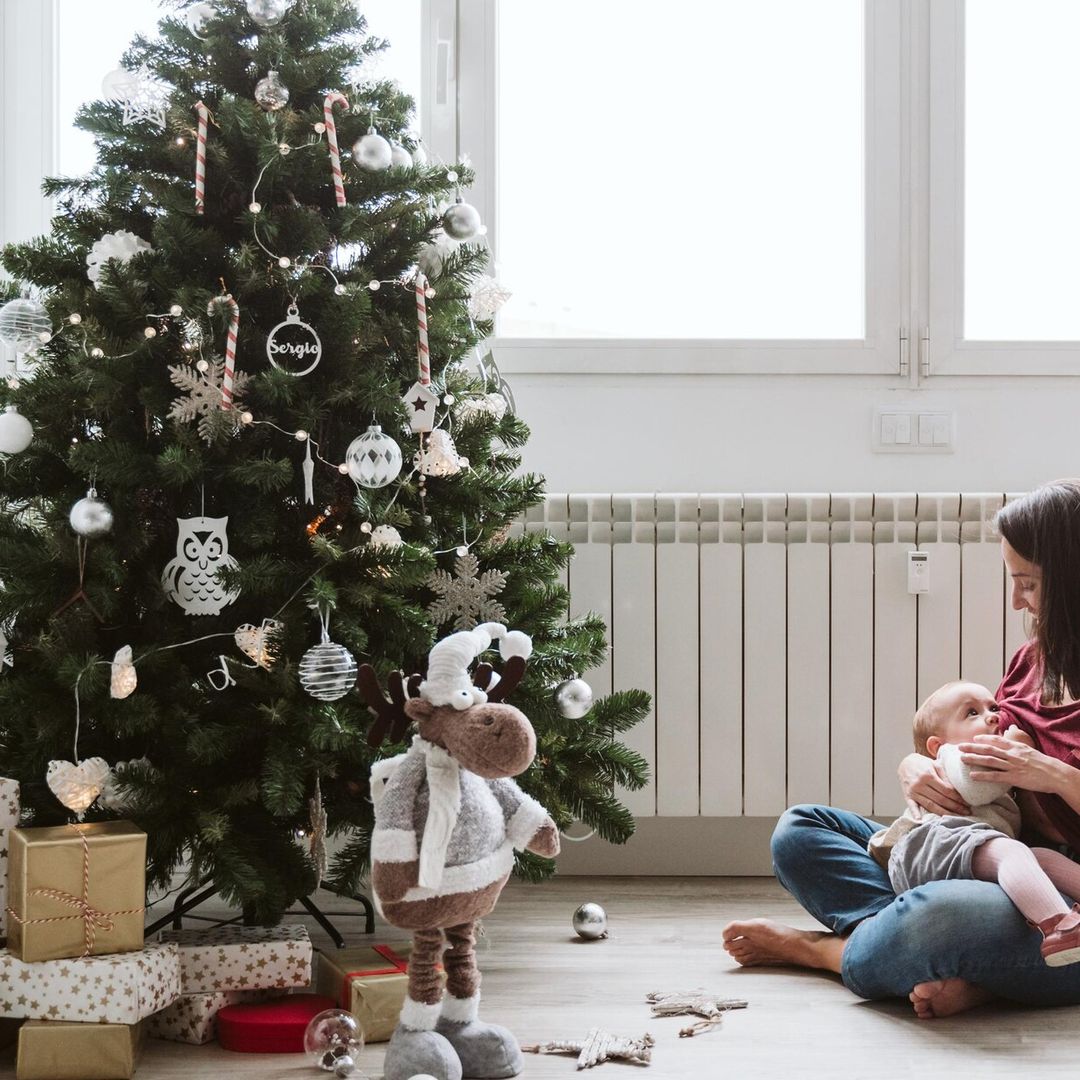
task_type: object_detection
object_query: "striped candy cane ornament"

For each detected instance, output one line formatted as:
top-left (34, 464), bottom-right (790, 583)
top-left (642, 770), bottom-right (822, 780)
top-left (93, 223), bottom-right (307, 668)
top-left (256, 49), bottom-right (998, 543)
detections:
top-left (323, 92), bottom-right (349, 207)
top-left (194, 101), bottom-right (209, 215)
top-left (208, 294), bottom-right (239, 410)
top-left (415, 271), bottom-right (431, 385)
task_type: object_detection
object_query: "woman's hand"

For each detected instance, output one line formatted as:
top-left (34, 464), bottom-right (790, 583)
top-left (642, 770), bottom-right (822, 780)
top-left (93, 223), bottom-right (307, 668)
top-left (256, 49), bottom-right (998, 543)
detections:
top-left (899, 753), bottom-right (971, 817)
top-left (958, 734), bottom-right (1068, 794)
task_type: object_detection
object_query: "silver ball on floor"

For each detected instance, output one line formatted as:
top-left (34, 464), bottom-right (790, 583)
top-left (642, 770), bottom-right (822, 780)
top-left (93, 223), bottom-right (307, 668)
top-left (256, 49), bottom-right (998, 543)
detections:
top-left (573, 902), bottom-right (608, 940)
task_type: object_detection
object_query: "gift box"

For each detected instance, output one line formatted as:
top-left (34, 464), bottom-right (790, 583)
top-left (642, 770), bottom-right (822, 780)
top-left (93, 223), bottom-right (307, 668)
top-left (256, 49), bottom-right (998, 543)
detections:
top-left (0, 942), bottom-right (179, 1024)
top-left (7, 821), bottom-right (146, 963)
top-left (217, 993), bottom-right (335, 1053)
top-left (315, 942), bottom-right (440, 1043)
top-left (158, 924), bottom-right (311, 994)
top-left (146, 988), bottom-right (281, 1045)
top-left (0, 778), bottom-right (20, 942)
top-left (16, 1019), bottom-right (143, 1080)
top-left (0, 1016), bottom-right (22, 1050)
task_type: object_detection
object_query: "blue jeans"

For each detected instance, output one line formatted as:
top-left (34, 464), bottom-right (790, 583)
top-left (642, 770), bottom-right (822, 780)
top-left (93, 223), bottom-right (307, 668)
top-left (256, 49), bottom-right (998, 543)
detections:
top-left (773, 804), bottom-right (1080, 1004)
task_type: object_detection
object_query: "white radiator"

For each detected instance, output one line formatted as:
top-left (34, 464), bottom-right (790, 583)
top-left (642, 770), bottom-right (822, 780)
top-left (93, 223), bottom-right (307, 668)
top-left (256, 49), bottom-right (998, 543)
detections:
top-left (518, 493), bottom-right (1029, 820)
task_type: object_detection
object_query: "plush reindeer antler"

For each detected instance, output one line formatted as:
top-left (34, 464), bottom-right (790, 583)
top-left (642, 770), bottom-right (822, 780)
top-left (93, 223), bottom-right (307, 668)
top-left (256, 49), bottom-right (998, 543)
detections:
top-left (358, 665), bottom-right (415, 747)
top-left (484, 655), bottom-right (527, 703)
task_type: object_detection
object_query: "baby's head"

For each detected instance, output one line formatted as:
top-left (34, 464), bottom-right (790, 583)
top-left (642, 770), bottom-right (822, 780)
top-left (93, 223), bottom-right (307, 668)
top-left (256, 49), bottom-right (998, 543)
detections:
top-left (913, 680), bottom-right (1002, 757)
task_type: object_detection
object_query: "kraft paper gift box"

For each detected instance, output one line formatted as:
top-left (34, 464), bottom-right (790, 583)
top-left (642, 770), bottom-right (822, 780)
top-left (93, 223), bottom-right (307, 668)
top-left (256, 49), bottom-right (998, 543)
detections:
top-left (0, 778), bottom-right (19, 942)
top-left (158, 924), bottom-right (311, 993)
top-left (315, 942), bottom-right (441, 1044)
top-left (16, 1019), bottom-right (144, 1080)
top-left (0, 941), bottom-right (180, 1024)
top-left (146, 988), bottom-right (281, 1045)
top-left (7, 821), bottom-right (146, 963)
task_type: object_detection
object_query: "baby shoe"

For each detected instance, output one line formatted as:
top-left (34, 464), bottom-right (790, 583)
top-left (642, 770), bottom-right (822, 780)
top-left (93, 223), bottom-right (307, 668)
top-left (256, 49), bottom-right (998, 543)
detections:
top-left (1038, 904), bottom-right (1080, 967)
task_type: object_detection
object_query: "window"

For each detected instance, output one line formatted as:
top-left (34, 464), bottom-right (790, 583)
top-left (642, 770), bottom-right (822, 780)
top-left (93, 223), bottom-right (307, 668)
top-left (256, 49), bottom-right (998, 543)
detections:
top-left (496, 0), bottom-right (865, 342)
top-left (456, 0), bottom-right (903, 374)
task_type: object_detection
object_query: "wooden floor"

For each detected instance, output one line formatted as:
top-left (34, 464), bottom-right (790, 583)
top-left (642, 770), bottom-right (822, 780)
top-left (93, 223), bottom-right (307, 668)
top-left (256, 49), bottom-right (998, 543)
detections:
top-left (3, 876), bottom-right (1077, 1079)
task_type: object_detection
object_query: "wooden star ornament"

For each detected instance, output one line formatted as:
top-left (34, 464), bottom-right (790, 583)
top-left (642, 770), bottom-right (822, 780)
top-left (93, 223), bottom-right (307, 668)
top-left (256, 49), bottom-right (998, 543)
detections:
top-left (522, 1028), bottom-right (654, 1069)
top-left (645, 990), bottom-right (748, 1036)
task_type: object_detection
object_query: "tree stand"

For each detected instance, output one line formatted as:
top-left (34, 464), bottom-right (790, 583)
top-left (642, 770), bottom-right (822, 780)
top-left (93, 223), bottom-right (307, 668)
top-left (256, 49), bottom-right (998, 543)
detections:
top-left (144, 877), bottom-right (375, 947)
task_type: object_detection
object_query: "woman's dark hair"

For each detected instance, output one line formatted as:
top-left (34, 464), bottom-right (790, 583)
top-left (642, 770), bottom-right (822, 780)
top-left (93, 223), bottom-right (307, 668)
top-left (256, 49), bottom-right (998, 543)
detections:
top-left (995, 480), bottom-right (1080, 704)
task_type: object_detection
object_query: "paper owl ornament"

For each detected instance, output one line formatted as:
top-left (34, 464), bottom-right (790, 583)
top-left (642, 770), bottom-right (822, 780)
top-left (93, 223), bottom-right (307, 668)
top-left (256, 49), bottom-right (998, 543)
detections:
top-left (161, 516), bottom-right (241, 616)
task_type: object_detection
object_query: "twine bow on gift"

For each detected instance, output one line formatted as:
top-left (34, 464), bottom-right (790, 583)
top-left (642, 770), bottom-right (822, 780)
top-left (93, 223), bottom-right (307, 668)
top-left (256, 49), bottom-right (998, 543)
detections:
top-left (5, 825), bottom-right (144, 957)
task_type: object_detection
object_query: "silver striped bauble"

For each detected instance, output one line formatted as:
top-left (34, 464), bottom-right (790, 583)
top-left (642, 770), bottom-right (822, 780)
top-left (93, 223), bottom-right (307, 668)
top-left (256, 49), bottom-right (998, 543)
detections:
top-left (299, 640), bottom-right (358, 702)
top-left (0, 296), bottom-right (51, 354)
top-left (345, 425), bottom-right (402, 489)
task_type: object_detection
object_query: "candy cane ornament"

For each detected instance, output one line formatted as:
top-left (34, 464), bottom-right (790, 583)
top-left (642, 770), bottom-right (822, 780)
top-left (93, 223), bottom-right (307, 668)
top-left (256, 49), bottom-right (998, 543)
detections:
top-left (208, 294), bottom-right (239, 410)
top-left (323, 92), bottom-right (349, 207)
top-left (194, 101), bottom-right (209, 215)
top-left (415, 271), bottom-right (431, 385)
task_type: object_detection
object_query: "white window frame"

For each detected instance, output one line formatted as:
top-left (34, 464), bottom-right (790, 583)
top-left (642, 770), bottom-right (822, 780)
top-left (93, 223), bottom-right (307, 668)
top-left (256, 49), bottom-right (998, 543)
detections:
top-left (926, 0), bottom-right (1080, 375)
top-left (453, 0), bottom-right (905, 376)
top-left (0, 0), bottom-right (57, 255)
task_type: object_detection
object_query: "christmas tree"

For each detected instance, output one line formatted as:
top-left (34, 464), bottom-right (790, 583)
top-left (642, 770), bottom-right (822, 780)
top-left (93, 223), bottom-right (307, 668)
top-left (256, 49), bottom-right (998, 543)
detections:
top-left (0, 0), bottom-right (649, 922)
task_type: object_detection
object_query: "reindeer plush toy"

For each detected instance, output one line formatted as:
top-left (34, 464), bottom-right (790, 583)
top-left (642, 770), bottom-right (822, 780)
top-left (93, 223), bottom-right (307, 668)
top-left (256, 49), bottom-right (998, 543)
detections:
top-left (359, 623), bottom-right (560, 1080)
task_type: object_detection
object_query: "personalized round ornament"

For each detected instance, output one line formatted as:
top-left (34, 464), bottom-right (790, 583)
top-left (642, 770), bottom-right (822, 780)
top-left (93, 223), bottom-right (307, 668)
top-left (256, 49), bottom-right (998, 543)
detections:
top-left (266, 304), bottom-right (322, 376)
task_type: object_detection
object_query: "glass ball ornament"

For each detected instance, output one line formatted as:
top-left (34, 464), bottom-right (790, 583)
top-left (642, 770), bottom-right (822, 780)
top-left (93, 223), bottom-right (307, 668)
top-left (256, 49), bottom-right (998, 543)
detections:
top-left (572, 902), bottom-right (609, 940)
top-left (299, 639), bottom-right (359, 702)
top-left (254, 70), bottom-right (290, 111)
top-left (345, 425), bottom-right (403, 489)
top-left (69, 487), bottom-right (114, 538)
top-left (389, 142), bottom-right (413, 168)
top-left (100, 67), bottom-right (135, 101)
top-left (554, 677), bottom-right (594, 720)
top-left (442, 199), bottom-right (483, 241)
top-left (0, 296), bottom-right (52, 355)
top-left (352, 128), bottom-right (392, 171)
top-left (303, 1009), bottom-right (363, 1071)
top-left (246, 0), bottom-right (292, 26)
top-left (0, 406), bottom-right (33, 454)
top-left (185, 2), bottom-right (217, 38)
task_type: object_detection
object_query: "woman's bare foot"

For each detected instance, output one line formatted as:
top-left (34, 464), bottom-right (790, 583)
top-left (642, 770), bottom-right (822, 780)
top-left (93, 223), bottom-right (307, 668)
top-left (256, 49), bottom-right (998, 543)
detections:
top-left (908, 979), bottom-right (995, 1019)
top-left (722, 918), bottom-right (844, 973)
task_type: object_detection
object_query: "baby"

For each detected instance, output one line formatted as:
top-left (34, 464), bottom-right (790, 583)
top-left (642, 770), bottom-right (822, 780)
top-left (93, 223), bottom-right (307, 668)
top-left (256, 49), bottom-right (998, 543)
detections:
top-left (870, 680), bottom-right (1080, 966)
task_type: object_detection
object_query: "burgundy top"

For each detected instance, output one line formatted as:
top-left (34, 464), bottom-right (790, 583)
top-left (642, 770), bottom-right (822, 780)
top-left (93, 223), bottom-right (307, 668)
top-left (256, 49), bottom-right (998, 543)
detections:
top-left (997, 641), bottom-right (1080, 851)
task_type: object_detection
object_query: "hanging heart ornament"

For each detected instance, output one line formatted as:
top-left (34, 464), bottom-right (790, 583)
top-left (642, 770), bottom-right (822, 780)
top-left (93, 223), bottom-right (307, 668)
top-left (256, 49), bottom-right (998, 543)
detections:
top-left (46, 757), bottom-right (111, 815)
top-left (266, 303), bottom-right (322, 376)
top-left (234, 618), bottom-right (284, 669)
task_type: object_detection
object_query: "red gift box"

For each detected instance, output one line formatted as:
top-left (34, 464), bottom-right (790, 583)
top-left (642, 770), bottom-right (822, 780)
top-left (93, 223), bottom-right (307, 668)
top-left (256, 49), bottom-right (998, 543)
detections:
top-left (217, 993), bottom-right (335, 1053)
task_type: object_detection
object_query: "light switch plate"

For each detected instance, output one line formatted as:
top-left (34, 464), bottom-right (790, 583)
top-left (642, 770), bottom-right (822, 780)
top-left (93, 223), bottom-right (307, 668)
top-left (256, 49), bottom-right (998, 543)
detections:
top-left (873, 406), bottom-right (956, 453)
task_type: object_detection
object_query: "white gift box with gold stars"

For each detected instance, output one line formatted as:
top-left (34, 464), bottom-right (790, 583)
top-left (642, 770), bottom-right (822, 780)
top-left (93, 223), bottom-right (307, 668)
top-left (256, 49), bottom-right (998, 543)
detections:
top-left (0, 777), bottom-right (18, 941)
top-left (146, 988), bottom-right (282, 1044)
top-left (157, 924), bottom-right (311, 994)
top-left (0, 941), bottom-right (180, 1023)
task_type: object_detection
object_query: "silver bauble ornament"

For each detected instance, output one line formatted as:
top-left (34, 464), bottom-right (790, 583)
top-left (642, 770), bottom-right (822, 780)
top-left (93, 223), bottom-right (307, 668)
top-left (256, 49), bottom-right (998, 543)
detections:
top-left (572, 902), bottom-right (608, 940)
top-left (333, 1057), bottom-right (356, 1079)
top-left (442, 199), bottom-right (483, 241)
top-left (0, 406), bottom-right (33, 454)
top-left (254, 70), bottom-right (290, 111)
top-left (0, 296), bottom-right (51, 355)
top-left (345, 425), bottom-right (402, 489)
top-left (411, 142), bottom-right (428, 166)
top-left (246, 0), bottom-right (291, 26)
top-left (185, 2), bottom-right (217, 38)
top-left (69, 488), bottom-right (114, 538)
top-left (555, 677), bottom-right (594, 720)
top-left (300, 640), bottom-right (358, 702)
top-left (352, 128), bottom-right (392, 171)
top-left (389, 142), bottom-right (413, 168)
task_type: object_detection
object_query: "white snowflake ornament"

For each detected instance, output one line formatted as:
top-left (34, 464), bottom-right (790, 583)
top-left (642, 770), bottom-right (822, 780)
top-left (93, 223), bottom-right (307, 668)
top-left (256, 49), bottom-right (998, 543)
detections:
top-left (119, 65), bottom-right (170, 129)
top-left (167, 358), bottom-right (251, 443)
top-left (426, 552), bottom-right (508, 631)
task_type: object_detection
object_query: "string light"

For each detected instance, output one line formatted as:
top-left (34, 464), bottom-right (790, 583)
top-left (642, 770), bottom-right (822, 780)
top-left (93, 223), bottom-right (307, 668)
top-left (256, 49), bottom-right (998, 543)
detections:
top-left (169, 304), bottom-right (183, 317)
top-left (144, 327), bottom-right (157, 338)
top-left (68, 313), bottom-right (82, 325)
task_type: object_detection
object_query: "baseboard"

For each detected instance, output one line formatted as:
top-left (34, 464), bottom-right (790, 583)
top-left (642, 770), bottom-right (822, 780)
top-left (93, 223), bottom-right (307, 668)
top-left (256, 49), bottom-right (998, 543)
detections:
top-left (554, 817), bottom-right (779, 876)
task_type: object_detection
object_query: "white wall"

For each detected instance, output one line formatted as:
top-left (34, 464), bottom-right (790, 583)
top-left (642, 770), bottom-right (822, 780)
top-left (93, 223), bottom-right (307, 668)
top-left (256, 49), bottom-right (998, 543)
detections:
top-left (509, 371), bottom-right (1077, 495)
